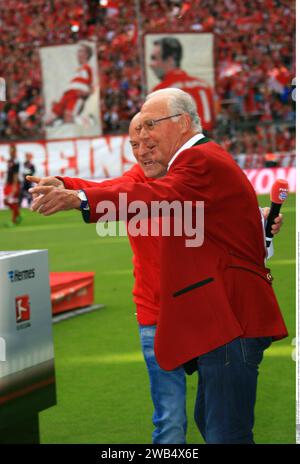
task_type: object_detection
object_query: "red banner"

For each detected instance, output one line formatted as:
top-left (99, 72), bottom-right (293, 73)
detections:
top-left (244, 167), bottom-right (296, 195)
top-left (0, 136), bottom-right (296, 208)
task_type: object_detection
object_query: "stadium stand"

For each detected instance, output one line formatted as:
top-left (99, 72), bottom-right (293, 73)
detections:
top-left (0, 0), bottom-right (295, 165)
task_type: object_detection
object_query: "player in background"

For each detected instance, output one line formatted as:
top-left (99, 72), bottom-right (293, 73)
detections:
top-left (45, 42), bottom-right (94, 126)
top-left (150, 37), bottom-right (215, 131)
top-left (19, 153), bottom-right (35, 207)
top-left (3, 145), bottom-right (21, 226)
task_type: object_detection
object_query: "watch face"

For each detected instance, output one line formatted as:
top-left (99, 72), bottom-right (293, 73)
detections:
top-left (78, 191), bottom-right (89, 211)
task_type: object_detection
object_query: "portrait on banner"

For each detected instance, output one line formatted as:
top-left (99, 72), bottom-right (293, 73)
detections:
top-left (144, 33), bottom-right (215, 131)
top-left (40, 41), bottom-right (101, 139)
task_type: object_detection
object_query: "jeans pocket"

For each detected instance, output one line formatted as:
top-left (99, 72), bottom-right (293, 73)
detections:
top-left (197, 344), bottom-right (228, 366)
top-left (241, 337), bottom-right (272, 368)
top-left (140, 327), bottom-right (156, 338)
top-left (139, 325), bottom-right (156, 359)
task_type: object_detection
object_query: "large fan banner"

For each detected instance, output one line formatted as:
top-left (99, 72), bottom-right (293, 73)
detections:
top-left (144, 33), bottom-right (215, 131)
top-left (0, 137), bottom-right (295, 209)
top-left (39, 41), bottom-right (101, 140)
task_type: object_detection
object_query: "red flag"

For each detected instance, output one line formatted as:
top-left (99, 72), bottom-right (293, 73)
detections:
top-left (178, 2), bottom-right (191, 18)
top-left (99, 0), bottom-right (119, 8)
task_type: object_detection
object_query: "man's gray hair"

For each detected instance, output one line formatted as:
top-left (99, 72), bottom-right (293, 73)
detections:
top-left (146, 88), bottom-right (202, 132)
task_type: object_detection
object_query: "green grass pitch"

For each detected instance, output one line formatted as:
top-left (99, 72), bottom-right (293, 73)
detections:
top-left (0, 193), bottom-right (295, 444)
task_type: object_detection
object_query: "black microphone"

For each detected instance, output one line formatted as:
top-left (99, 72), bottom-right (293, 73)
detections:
top-left (265, 179), bottom-right (289, 248)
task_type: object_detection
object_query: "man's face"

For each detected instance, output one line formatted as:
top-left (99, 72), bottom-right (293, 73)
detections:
top-left (138, 97), bottom-right (184, 176)
top-left (77, 46), bottom-right (89, 65)
top-left (129, 116), bottom-right (167, 178)
top-left (150, 44), bottom-right (168, 81)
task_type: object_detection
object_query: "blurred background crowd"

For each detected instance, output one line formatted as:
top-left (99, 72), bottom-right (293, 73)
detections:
top-left (0, 0), bottom-right (295, 159)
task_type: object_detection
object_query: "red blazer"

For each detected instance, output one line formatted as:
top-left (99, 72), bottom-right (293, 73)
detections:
top-left (59, 163), bottom-right (146, 190)
top-left (81, 140), bottom-right (288, 371)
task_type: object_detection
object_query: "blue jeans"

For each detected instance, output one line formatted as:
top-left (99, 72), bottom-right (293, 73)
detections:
top-left (194, 336), bottom-right (272, 444)
top-left (139, 325), bottom-right (187, 444)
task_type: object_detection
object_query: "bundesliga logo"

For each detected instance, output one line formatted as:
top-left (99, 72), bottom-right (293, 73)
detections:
top-left (15, 295), bottom-right (31, 323)
top-left (8, 268), bottom-right (35, 282)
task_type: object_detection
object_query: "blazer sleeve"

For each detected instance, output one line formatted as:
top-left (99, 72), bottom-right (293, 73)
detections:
top-left (82, 149), bottom-right (212, 223)
top-left (57, 164), bottom-right (145, 190)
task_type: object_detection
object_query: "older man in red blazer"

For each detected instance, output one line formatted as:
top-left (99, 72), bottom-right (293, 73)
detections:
top-left (30, 89), bottom-right (287, 444)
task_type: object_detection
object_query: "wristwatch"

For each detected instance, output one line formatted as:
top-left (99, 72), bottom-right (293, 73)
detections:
top-left (77, 190), bottom-right (90, 211)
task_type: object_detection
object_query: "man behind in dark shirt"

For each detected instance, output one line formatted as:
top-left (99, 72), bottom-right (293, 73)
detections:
top-left (4, 145), bottom-right (21, 226)
top-left (20, 153), bottom-right (36, 207)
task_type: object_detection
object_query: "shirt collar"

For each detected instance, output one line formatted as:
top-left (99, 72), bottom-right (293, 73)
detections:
top-left (168, 133), bottom-right (205, 170)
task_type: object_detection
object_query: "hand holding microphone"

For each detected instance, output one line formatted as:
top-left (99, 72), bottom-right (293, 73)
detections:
top-left (265, 179), bottom-right (289, 248)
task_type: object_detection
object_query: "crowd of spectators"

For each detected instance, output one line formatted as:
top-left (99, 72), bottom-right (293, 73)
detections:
top-left (0, 0), bottom-right (295, 156)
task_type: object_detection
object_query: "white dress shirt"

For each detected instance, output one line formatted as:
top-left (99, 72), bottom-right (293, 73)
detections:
top-left (168, 133), bottom-right (205, 170)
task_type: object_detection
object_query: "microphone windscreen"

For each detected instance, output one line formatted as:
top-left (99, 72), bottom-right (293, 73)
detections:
top-left (270, 179), bottom-right (289, 204)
